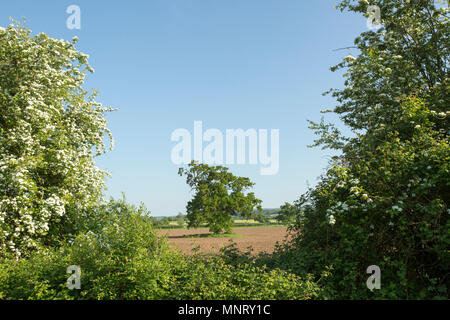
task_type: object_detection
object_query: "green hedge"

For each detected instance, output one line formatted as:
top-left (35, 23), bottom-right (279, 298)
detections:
top-left (0, 199), bottom-right (320, 300)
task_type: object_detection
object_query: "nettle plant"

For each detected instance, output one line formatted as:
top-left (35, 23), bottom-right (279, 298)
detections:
top-left (0, 22), bottom-right (113, 257)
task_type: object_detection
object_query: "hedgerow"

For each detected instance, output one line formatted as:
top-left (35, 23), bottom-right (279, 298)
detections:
top-left (0, 198), bottom-right (320, 300)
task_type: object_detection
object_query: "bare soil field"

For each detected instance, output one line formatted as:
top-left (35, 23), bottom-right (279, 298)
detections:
top-left (157, 226), bottom-right (289, 255)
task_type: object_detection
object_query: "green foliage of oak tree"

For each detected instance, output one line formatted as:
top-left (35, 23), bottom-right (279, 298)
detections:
top-left (0, 22), bottom-right (113, 257)
top-left (179, 161), bottom-right (262, 234)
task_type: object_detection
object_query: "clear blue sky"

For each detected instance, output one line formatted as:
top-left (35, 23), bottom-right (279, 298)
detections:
top-left (2, 1), bottom-right (367, 216)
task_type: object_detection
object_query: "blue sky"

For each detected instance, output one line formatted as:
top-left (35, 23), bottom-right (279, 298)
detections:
top-left (1, 1), bottom-right (368, 216)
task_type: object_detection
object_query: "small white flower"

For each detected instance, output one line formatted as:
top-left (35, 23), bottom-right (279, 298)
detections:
top-left (344, 54), bottom-right (356, 61)
top-left (328, 215), bottom-right (336, 225)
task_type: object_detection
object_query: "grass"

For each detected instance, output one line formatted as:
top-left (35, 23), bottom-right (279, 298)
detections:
top-left (233, 219), bottom-right (259, 224)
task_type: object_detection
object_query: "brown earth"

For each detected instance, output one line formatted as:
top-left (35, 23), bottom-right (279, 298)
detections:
top-left (157, 226), bottom-right (290, 255)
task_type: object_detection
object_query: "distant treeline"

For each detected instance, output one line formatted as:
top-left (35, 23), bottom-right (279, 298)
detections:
top-left (150, 208), bottom-right (285, 228)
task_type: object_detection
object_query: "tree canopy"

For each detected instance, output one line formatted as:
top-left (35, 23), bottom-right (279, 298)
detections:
top-left (179, 161), bottom-right (262, 234)
top-left (310, 0), bottom-right (448, 149)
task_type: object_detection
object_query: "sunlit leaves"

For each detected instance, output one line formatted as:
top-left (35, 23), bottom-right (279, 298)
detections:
top-left (0, 22), bottom-right (113, 257)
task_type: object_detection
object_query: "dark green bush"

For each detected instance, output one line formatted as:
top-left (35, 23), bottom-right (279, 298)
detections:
top-left (261, 98), bottom-right (449, 299)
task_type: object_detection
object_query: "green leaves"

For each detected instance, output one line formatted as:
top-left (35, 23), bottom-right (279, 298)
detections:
top-left (179, 161), bottom-right (262, 234)
top-left (0, 198), bottom-right (320, 300)
top-left (274, 0), bottom-right (450, 299)
top-left (289, 94), bottom-right (449, 299)
top-left (0, 21), bottom-right (113, 257)
top-left (320, 0), bottom-right (449, 137)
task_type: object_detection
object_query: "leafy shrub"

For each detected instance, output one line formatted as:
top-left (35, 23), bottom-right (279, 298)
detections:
top-left (169, 254), bottom-right (319, 300)
top-left (0, 22), bottom-right (113, 257)
top-left (0, 198), bottom-right (174, 299)
top-left (0, 198), bottom-right (320, 300)
top-left (267, 97), bottom-right (449, 299)
top-left (279, 0), bottom-right (450, 299)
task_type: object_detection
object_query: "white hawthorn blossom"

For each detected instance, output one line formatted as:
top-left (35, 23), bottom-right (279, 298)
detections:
top-left (0, 23), bottom-right (113, 257)
top-left (344, 54), bottom-right (356, 62)
top-left (328, 214), bottom-right (336, 225)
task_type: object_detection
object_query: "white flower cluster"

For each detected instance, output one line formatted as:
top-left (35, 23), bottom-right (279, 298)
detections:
top-left (344, 54), bottom-right (357, 62)
top-left (325, 169), bottom-right (377, 226)
top-left (430, 110), bottom-right (448, 118)
top-left (327, 214), bottom-right (336, 225)
top-left (0, 24), bottom-right (113, 257)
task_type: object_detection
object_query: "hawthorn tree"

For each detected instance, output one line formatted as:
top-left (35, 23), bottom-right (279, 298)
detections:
top-left (286, 0), bottom-right (449, 298)
top-left (0, 22), bottom-right (113, 257)
top-left (309, 0), bottom-right (449, 149)
top-left (179, 161), bottom-right (262, 234)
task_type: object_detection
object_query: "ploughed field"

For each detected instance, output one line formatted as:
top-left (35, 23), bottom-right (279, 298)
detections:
top-left (157, 226), bottom-right (289, 255)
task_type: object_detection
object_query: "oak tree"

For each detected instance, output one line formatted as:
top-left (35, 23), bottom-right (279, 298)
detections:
top-left (179, 161), bottom-right (262, 234)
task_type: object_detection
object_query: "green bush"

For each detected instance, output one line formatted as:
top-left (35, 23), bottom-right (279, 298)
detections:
top-left (264, 97), bottom-right (449, 299)
top-left (169, 254), bottom-right (319, 300)
top-left (0, 198), bottom-right (320, 300)
top-left (0, 22), bottom-right (113, 257)
top-left (276, 0), bottom-right (449, 299)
